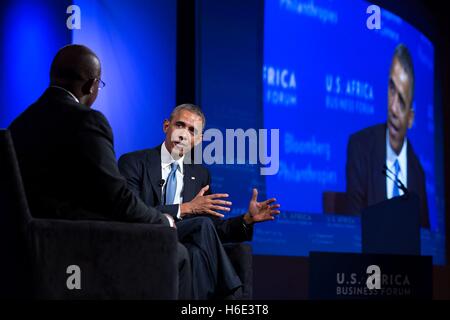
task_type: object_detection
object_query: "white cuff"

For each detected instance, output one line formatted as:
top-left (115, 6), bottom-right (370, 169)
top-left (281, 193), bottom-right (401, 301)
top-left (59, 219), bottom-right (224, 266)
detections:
top-left (176, 204), bottom-right (182, 220)
top-left (165, 214), bottom-right (175, 227)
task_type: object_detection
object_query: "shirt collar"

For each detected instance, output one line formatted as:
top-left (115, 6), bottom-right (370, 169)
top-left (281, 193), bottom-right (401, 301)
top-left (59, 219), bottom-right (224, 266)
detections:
top-left (50, 85), bottom-right (80, 103)
top-left (386, 127), bottom-right (407, 172)
top-left (161, 143), bottom-right (184, 174)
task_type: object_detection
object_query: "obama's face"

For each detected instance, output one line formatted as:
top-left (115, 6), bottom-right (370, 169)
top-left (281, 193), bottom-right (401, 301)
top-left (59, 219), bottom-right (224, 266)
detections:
top-left (387, 57), bottom-right (415, 155)
top-left (163, 109), bottom-right (203, 159)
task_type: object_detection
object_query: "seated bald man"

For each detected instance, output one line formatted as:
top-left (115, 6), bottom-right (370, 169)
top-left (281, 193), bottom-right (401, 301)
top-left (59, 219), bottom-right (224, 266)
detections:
top-left (8, 44), bottom-right (191, 299)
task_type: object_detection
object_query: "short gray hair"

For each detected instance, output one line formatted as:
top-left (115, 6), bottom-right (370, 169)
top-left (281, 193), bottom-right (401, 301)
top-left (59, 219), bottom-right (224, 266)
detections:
top-left (169, 103), bottom-right (206, 130)
top-left (392, 44), bottom-right (415, 106)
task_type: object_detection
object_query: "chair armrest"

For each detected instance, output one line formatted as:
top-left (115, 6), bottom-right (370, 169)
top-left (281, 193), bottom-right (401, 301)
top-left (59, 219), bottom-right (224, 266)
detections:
top-left (27, 218), bottom-right (178, 299)
top-left (223, 243), bottom-right (253, 300)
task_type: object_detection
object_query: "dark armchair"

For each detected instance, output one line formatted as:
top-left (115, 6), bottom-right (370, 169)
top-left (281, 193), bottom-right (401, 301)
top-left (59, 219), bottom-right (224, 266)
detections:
top-left (0, 129), bottom-right (179, 299)
top-left (0, 129), bottom-right (252, 299)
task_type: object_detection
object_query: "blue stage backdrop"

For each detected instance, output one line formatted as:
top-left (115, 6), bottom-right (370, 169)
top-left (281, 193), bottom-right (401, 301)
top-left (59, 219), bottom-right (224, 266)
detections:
top-left (1, 0), bottom-right (177, 156)
top-left (0, 0), bottom-right (71, 128)
top-left (197, 0), bottom-right (266, 222)
top-left (72, 0), bottom-right (177, 156)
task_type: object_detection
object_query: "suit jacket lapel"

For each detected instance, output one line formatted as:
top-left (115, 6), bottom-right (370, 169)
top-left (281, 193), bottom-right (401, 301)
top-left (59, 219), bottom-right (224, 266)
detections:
top-left (182, 164), bottom-right (196, 202)
top-left (147, 146), bottom-right (163, 204)
top-left (373, 124), bottom-right (387, 203)
top-left (147, 145), bottom-right (200, 204)
top-left (406, 139), bottom-right (417, 193)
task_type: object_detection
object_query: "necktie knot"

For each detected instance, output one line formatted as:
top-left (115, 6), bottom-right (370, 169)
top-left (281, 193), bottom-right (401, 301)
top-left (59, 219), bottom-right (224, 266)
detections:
top-left (170, 161), bottom-right (179, 173)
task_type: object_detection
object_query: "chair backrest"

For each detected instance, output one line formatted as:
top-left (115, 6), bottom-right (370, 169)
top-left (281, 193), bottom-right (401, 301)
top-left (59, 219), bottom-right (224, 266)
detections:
top-left (322, 191), bottom-right (350, 214)
top-left (0, 129), bottom-right (32, 297)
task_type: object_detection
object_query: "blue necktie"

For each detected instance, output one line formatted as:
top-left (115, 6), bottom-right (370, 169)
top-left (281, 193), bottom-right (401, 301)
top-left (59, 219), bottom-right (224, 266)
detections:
top-left (392, 159), bottom-right (400, 198)
top-left (165, 162), bottom-right (179, 205)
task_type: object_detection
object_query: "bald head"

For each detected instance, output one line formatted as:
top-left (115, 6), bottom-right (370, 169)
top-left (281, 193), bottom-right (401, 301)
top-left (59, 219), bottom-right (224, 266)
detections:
top-left (50, 44), bottom-right (102, 107)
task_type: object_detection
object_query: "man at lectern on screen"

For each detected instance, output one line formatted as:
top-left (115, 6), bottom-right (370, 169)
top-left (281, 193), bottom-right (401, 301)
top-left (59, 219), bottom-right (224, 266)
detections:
top-left (346, 43), bottom-right (430, 228)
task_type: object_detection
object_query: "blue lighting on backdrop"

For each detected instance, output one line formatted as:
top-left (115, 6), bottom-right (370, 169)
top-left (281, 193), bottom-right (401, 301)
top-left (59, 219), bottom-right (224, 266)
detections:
top-left (72, 0), bottom-right (177, 156)
top-left (1, 0), bottom-right (177, 156)
top-left (0, 0), bottom-right (71, 128)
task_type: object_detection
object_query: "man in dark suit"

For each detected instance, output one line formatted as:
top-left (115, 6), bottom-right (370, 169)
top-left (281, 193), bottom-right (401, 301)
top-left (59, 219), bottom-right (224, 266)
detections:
top-left (346, 44), bottom-right (429, 228)
top-left (118, 103), bottom-right (281, 299)
top-left (8, 44), bottom-right (192, 298)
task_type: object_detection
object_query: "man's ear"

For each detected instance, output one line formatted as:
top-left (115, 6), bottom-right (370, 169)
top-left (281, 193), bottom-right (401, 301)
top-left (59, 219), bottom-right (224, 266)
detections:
top-left (81, 79), bottom-right (96, 95)
top-left (163, 119), bottom-right (170, 133)
top-left (408, 107), bottom-right (415, 129)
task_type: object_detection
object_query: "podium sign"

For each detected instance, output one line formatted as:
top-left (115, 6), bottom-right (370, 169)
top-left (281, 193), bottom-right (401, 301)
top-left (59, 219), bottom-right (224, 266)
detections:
top-left (309, 252), bottom-right (432, 299)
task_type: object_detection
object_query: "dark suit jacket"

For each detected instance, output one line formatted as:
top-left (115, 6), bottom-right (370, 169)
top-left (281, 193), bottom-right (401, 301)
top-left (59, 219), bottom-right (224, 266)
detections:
top-left (346, 123), bottom-right (430, 228)
top-left (8, 87), bottom-right (168, 225)
top-left (118, 146), bottom-right (253, 243)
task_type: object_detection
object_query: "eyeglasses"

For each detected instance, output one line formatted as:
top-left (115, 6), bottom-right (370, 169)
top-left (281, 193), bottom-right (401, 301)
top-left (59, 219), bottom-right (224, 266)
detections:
top-left (97, 78), bottom-right (106, 90)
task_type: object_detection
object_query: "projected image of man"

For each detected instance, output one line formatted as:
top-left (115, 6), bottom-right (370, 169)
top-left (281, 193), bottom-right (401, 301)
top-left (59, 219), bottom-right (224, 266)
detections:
top-left (346, 44), bottom-right (429, 228)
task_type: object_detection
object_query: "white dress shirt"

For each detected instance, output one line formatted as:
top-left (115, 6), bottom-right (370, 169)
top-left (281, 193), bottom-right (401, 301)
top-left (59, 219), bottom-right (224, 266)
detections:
top-left (161, 143), bottom-right (184, 219)
top-left (386, 128), bottom-right (408, 199)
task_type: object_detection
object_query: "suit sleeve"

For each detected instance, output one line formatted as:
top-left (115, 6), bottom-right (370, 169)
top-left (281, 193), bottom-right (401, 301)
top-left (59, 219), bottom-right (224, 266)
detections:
top-left (76, 111), bottom-right (168, 225)
top-left (346, 133), bottom-right (367, 214)
top-left (212, 215), bottom-right (253, 243)
top-left (118, 153), bottom-right (142, 198)
top-left (155, 204), bottom-right (179, 218)
top-left (204, 168), bottom-right (253, 242)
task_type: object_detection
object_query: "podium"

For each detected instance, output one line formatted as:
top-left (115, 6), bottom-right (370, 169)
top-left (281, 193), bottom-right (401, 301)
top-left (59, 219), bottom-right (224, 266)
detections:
top-left (361, 192), bottom-right (420, 255)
